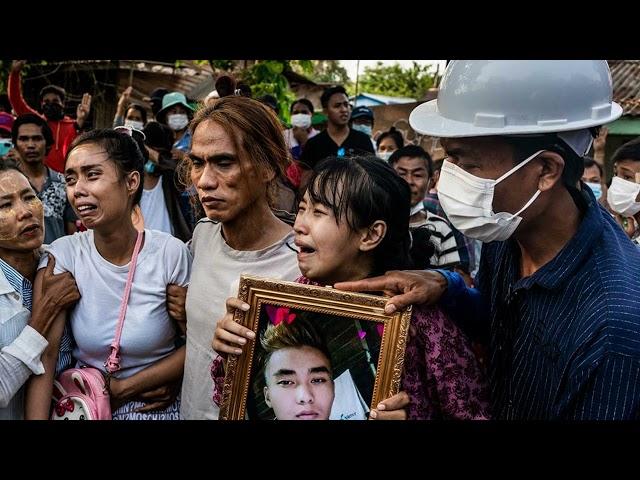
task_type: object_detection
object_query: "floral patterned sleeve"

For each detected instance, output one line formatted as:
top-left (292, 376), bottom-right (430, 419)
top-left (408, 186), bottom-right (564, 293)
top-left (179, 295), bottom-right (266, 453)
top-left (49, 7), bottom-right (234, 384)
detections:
top-left (401, 304), bottom-right (491, 420)
top-left (211, 354), bottom-right (226, 408)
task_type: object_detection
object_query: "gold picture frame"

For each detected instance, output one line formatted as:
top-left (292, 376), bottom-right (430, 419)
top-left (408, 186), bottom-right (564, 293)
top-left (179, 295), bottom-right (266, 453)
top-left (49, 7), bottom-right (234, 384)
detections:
top-left (219, 275), bottom-right (411, 420)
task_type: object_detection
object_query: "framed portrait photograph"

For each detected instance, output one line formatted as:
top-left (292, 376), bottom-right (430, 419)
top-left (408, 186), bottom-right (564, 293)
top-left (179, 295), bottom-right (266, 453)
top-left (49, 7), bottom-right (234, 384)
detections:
top-left (219, 275), bottom-right (412, 420)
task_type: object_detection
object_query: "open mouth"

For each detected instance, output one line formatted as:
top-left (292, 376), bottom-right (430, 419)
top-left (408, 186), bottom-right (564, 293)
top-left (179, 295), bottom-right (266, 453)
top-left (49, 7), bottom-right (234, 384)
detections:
top-left (21, 224), bottom-right (40, 235)
top-left (295, 242), bottom-right (316, 255)
top-left (76, 204), bottom-right (97, 215)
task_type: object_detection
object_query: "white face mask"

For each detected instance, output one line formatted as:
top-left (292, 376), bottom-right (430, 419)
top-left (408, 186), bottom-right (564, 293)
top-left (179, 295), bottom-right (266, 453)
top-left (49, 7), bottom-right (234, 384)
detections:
top-left (607, 176), bottom-right (640, 217)
top-left (437, 150), bottom-right (543, 243)
top-left (378, 151), bottom-right (393, 162)
top-left (352, 123), bottom-right (372, 137)
top-left (167, 113), bottom-right (189, 131)
top-left (291, 113), bottom-right (312, 129)
top-left (124, 119), bottom-right (144, 131)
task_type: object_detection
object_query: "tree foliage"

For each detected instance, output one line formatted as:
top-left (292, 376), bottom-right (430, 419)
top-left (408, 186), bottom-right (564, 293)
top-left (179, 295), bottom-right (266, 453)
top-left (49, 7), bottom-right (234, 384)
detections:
top-left (189, 60), bottom-right (299, 122)
top-left (239, 60), bottom-right (318, 122)
top-left (239, 60), bottom-right (295, 122)
top-left (293, 60), bottom-right (351, 86)
top-left (0, 60), bottom-right (11, 93)
top-left (357, 61), bottom-right (436, 100)
top-left (173, 60), bottom-right (352, 123)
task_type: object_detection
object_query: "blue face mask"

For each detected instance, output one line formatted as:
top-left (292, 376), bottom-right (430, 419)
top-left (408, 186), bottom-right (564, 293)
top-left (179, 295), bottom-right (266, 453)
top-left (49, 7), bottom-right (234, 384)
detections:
top-left (585, 181), bottom-right (602, 200)
top-left (352, 123), bottom-right (372, 137)
top-left (144, 160), bottom-right (157, 175)
top-left (0, 139), bottom-right (12, 157)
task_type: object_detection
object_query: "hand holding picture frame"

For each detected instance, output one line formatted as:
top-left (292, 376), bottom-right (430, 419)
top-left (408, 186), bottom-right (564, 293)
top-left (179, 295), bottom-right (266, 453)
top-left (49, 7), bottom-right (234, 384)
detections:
top-left (219, 275), bottom-right (411, 420)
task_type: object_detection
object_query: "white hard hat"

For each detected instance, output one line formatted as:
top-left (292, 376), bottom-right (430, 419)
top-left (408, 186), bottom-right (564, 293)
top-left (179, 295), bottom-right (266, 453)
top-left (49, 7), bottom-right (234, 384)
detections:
top-left (409, 60), bottom-right (622, 138)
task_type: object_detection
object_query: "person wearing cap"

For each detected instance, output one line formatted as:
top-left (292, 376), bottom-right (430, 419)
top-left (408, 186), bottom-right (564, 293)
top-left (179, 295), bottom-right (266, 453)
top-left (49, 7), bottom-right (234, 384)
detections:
top-left (335, 61), bottom-right (640, 420)
top-left (350, 105), bottom-right (377, 151)
top-left (8, 61), bottom-right (92, 174)
top-left (146, 88), bottom-right (170, 120)
top-left (300, 86), bottom-right (374, 171)
top-left (156, 91), bottom-right (195, 155)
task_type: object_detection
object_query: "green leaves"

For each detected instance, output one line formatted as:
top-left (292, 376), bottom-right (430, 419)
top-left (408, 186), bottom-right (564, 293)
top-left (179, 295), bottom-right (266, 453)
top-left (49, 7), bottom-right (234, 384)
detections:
top-left (357, 61), bottom-right (435, 100)
top-left (294, 60), bottom-right (350, 85)
top-left (241, 60), bottom-right (295, 122)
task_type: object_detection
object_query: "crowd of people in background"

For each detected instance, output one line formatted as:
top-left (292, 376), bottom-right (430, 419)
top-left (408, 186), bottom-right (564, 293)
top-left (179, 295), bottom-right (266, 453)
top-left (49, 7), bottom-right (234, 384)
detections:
top-left (1, 59), bottom-right (640, 421)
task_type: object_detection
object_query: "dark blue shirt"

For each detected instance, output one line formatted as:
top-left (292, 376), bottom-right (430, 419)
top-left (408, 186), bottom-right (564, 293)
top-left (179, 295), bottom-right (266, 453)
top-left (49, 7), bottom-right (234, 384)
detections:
top-left (438, 188), bottom-right (640, 419)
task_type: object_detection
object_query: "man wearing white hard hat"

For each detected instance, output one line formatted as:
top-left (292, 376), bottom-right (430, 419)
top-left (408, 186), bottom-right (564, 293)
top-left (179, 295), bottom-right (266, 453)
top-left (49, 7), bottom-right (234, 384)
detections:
top-left (335, 60), bottom-right (640, 420)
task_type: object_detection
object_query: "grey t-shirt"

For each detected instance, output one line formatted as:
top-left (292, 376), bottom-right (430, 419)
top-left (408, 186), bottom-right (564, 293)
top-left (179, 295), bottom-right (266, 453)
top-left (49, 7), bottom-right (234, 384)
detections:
top-left (180, 220), bottom-right (300, 420)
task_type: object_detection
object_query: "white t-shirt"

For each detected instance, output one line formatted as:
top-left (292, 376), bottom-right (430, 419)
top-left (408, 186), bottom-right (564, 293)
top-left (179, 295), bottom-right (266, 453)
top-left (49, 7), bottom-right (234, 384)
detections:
top-left (39, 229), bottom-right (192, 378)
top-left (329, 369), bottom-right (370, 420)
top-left (283, 127), bottom-right (319, 150)
top-left (140, 179), bottom-right (173, 235)
top-left (181, 220), bottom-right (301, 419)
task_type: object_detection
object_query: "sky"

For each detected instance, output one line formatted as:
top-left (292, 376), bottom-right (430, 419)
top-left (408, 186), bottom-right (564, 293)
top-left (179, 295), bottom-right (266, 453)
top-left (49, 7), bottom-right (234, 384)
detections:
top-left (339, 60), bottom-right (446, 81)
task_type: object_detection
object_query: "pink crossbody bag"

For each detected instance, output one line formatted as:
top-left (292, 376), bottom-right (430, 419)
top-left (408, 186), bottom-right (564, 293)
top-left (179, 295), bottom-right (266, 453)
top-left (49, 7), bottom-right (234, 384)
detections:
top-left (51, 232), bottom-right (143, 420)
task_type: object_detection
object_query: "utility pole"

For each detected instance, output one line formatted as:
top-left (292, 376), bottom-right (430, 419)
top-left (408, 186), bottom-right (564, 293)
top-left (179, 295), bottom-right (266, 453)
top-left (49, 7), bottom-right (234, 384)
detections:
top-left (354, 59), bottom-right (360, 107)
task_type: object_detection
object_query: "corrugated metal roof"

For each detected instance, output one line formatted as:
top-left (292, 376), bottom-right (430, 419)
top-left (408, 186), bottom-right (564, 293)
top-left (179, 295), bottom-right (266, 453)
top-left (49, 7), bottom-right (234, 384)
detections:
top-left (21, 60), bottom-right (217, 128)
top-left (351, 92), bottom-right (416, 105)
top-left (40, 60), bottom-right (216, 102)
top-left (115, 60), bottom-right (215, 102)
top-left (610, 60), bottom-right (640, 116)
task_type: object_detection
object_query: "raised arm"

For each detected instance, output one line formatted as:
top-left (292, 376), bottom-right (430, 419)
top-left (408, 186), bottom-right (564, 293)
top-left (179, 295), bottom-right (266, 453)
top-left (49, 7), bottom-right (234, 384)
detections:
top-left (113, 86), bottom-right (132, 127)
top-left (8, 60), bottom-right (39, 116)
top-left (335, 269), bottom-right (489, 341)
top-left (76, 93), bottom-right (92, 129)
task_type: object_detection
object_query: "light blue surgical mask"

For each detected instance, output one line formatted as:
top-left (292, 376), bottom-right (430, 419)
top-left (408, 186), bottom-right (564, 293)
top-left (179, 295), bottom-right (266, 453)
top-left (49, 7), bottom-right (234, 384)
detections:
top-left (352, 123), bottom-right (372, 137)
top-left (0, 139), bottom-right (12, 157)
top-left (585, 181), bottom-right (602, 200)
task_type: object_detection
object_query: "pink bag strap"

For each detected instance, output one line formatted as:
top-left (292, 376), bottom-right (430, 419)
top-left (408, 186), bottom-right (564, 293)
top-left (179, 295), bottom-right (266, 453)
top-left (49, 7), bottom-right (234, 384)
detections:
top-left (104, 231), bottom-right (144, 374)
